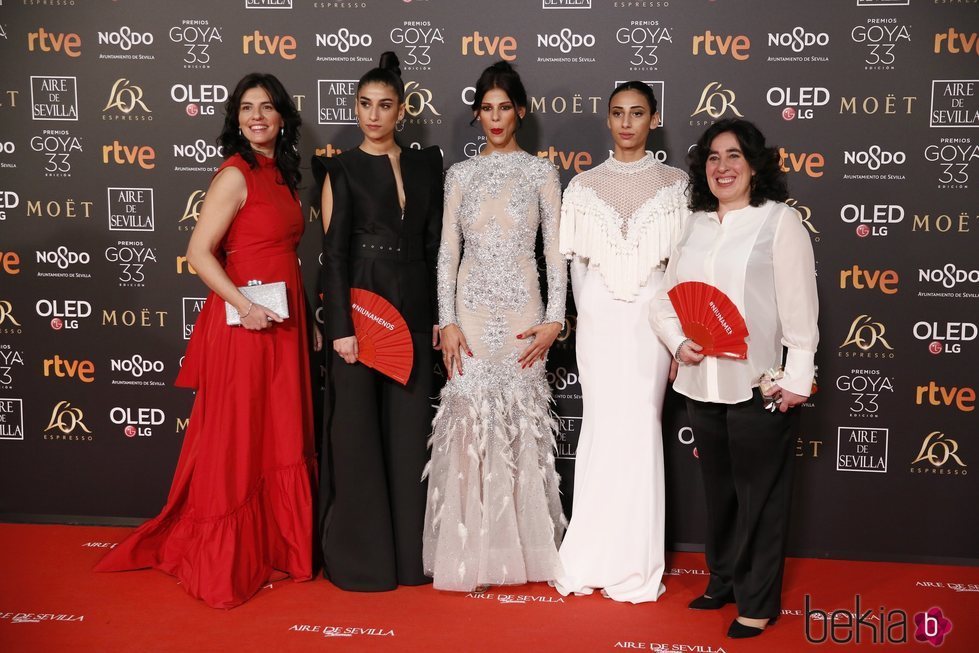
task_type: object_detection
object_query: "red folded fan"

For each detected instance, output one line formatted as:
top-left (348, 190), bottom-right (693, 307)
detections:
top-left (667, 281), bottom-right (749, 359)
top-left (350, 288), bottom-right (414, 385)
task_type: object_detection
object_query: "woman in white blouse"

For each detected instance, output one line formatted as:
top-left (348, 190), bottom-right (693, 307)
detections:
top-left (651, 118), bottom-right (818, 639)
top-left (555, 81), bottom-right (688, 603)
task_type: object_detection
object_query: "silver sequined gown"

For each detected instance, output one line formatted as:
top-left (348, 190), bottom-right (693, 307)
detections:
top-left (423, 151), bottom-right (568, 592)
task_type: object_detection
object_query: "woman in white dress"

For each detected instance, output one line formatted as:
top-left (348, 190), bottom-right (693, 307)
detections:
top-left (422, 61), bottom-right (568, 592)
top-left (554, 81), bottom-right (689, 603)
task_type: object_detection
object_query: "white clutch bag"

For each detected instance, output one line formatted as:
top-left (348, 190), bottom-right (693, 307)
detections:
top-left (225, 280), bottom-right (290, 326)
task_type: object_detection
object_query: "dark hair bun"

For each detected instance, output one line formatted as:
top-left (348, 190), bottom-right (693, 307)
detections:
top-left (378, 51), bottom-right (402, 78)
top-left (489, 60), bottom-right (515, 74)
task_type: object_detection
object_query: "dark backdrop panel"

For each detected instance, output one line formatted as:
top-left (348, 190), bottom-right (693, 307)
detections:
top-left (0, 0), bottom-right (976, 565)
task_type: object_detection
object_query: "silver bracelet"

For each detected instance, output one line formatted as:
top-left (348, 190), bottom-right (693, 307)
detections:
top-left (674, 338), bottom-right (690, 363)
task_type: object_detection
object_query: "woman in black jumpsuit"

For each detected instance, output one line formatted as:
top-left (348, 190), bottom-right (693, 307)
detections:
top-left (314, 52), bottom-right (443, 591)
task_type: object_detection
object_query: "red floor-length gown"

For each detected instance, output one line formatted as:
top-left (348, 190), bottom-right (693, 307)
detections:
top-left (95, 153), bottom-right (317, 609)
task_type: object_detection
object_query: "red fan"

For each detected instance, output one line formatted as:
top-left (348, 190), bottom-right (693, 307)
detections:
top-left (350, 288), bottom-right (414, 385)
top-left (667, 281), bottom-right (749, 359)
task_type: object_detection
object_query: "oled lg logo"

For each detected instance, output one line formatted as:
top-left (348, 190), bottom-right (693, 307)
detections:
top-left (35, 299), bottom-right (92, 331)
top-left (767, 87), bottom-right (829, 121)
top-left (315, 29), bottom-right (372, 63)
top-left (110, 407), bottom-right (165, 438)
top-left (171, 83), bottom-right (228, 118)
top-left (914, 321), bottom-right (975, 355)
top-left (840, 204), bottom-right (904, 238)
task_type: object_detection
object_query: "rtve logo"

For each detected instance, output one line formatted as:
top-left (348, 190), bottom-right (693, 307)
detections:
top-left (102, 141), bottom-right (156, 169)
top-left (27, 28), bottom-right (81, 57)
top-left (779, 148), bottom-right (824, 178)
top-left (691, 30), bottom-right (750, 61)
top-left (461, 32), bottom-right (517, 61)
top-left (1, 251), bottom-right (21, 275)
top-left (839, 265), bottom-right (898, 294)
top-left (43, 355), bottom-right (95, 383)
top-left (934, 28), bottom-right (979, 55)
top-left (537, 147), bottom-right (592, 174)
top-left (242, 31), bottom-right (296, 59)
top-left (915, 381), bottom-right (975, 412)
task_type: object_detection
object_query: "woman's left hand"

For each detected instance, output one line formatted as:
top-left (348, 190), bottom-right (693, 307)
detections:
top-left (764, 383), bottom-right (807, 413)
top-left (313, 325), bottom-right (324, 352)
top-left (516, 322), bottom-right (562, 368)
top-left (432, 324), bottom-right (442, 351)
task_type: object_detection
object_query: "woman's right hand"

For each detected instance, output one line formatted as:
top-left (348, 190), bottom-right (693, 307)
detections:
top-left (240, 304), bottom-right (283, 331)
top-left (440, 324), bottom-right (472, 379)
top-left (333, 335), bottom-right (359, 364)
top-left (677, 339), bottom-right (705, 365)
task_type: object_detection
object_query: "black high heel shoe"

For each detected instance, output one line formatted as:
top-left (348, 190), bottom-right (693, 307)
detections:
top-left (688, 593), bottom-right (734, 610)
top-left (727, 616), bottom-right (775, 639)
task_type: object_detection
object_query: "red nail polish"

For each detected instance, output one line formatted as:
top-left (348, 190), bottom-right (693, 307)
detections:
top-left (516, 334), bottom-right (523, 339)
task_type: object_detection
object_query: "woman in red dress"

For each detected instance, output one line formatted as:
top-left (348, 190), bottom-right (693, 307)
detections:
top-left (95, 73), bottom-right (320, 609)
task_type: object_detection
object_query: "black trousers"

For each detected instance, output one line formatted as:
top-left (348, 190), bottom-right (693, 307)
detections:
top-left (686, 389), bottom-right (798, 620)
top-left (319, 331), bottom-right (434, 590)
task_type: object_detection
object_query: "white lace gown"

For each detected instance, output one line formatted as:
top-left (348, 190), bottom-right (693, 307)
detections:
top-left (554, 153), bottom-right (689, 603)
top-left (423, 151), bottom-right (568, 592)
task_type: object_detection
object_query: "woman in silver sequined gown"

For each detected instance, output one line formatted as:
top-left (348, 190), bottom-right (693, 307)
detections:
top-left (422, 62), bottom-right (568, 592)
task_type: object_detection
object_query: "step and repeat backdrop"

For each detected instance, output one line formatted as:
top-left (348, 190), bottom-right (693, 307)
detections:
top-left (0, 0), bottom-right (976, 564)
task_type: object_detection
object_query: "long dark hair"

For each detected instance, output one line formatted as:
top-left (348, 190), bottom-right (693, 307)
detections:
top-left (357, 51), bottom-right (405, 103)
top-left (687, 118), bottom-right (787, 212)
top-left (469, 60), bottom-right (528, 128)
top-left (609, 80), bottom-right (658, 114)
top-left (218, 73), bottom-right (301, 196)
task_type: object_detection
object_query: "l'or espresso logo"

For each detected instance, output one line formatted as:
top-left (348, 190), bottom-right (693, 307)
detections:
top-left (1, 345), bottom-right (25, 390)
top-left (691, 30), bottom-right (750, 61)
top-left (318, 80), bottom-right (357, 125)
top-left (43, 355), bottom-right (95, 383)
top-left (35, 246), bottom-right (92, 279)
top-left (242, 31), bottom-right (296, 59)
top-left (837, 426), bottom-right (887, 472)
top-left (911, 431), bottom-right (967, 476)
top-left (851, 18), bottom-right (911, 71)
top-left (916, 381), bottom-right (975, 412)
top-left (0, 397), bottom-right (24, 440)
top-left (536, 28), bottom-right (596, 64)
top-left (30, 130), bottom-right (81, 177)
top-left (390, 22), bottom-right (444, 71)
top-left (788, 198), bottom-right (819, 241)
top-left (840, 93), bottom-right (916, 117)
top-left (183, 297), bottom-right (207, 340)
top-left (110, 406), bottom-right (165, 438)
top-left (102, 79), bottom-right (152, 121)
top-left (316, 29), bottom-right (373, 63)
top-left (27, 27), bottom-right (81, 57)
top-left (404, 81), bottom-right (442, 126)
top-left (171, 83), bottom-right (228, 118)
top-left (925, 137), bottom-right (975, 189)
top-left (169, 20), bottom-right (223, 69)
top-left (836, 369), bottom-right (894, 418)
top-left (30, 76), bottom-right (78, 121)
top-left (0, 300), bottom-right (23, 335)
top-left (767, 87), bottom-right (829, 122)
top-left (840, 265), bottom-right (898, 294)
top-left (102, 308), bottom-right (168, 328)
top-left (930, 80), bottom-right (978, 129)
top-left (935, 28), bottom-right (979, 56)
top-left (101, 140), bottom-right (155, 169)
top-left (461, 32), bottom-right (517, 62)
top-left (839, 314), bottom-right (895, 359)
top-left (110, 354), bottom-right (166, 387)
top-left (108, 187), bottom-right (154, 232)
top-left (843, 145), bottom-right (907, 181)
top-left (914, 320), bottom-right (975, 356)
top-left (44, 400), bottom-right (93, 442)
top-left (105, 241), bottom-right (157, 288)
top-left (840, 203), bottom-right (904, 238)
top-left (178, 190), bottom-right (205, 232)
top-left (767, 26), bottom-right (830, 63)
top-left (97, 26), bottom-right (155, 60)
top-left (690, 82), bottom-right (743, 127)
top-left (616, 21), bottom-right (673, 72)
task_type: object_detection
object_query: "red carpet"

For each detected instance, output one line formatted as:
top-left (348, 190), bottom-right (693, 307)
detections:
top-left (0, 524), bottom-right (976, 652)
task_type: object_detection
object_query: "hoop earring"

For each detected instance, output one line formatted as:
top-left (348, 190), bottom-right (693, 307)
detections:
top-left (238, 128), bottom-right (243, 137)
top-left (280, 127), bottom-right (284, 136)
top-left (396, 118), bottom-right (406, 133)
